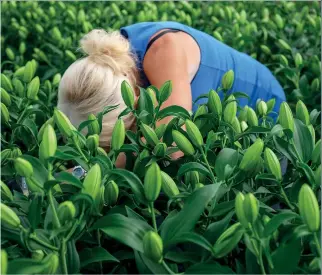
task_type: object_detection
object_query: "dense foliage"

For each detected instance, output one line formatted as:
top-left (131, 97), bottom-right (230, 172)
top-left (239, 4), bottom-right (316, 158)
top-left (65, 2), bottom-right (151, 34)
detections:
top-left (1, 1), bottom-right (321, 275)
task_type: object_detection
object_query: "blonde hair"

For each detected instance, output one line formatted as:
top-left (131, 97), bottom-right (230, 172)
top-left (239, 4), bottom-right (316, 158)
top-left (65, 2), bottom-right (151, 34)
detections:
top-left (57, 29), bottom-right (139, 148)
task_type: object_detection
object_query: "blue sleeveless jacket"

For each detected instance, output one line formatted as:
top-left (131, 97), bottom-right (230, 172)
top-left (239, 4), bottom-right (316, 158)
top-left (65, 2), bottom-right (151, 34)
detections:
top-left (120, 21), bottom-right (286, 117)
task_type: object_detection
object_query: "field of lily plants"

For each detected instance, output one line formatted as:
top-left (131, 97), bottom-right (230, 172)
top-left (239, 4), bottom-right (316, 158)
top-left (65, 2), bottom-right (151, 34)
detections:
top-left (1, 1), bottom-right (321, 274)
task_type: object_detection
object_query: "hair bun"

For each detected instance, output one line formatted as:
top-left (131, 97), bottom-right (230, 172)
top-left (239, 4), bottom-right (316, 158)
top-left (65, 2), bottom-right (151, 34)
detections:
top-left (80, 29), bottom-right (136, 74)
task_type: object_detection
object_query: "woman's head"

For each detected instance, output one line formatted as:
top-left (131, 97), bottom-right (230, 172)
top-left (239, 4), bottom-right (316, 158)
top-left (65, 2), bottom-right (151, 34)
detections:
top-left (57, 29), bottom-right (139, 148)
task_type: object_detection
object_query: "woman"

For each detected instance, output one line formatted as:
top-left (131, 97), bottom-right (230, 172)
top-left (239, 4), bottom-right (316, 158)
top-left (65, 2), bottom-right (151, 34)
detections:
top-left (58, 21), bottom-right (286, 171)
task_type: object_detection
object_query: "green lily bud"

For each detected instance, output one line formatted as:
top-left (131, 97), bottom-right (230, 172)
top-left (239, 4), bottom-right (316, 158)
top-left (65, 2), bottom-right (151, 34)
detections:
top-left (143, 231), bottom-right (163, 263)
top-left (208, 90), bottom-right (222, 117)
top-left (172, 130), bottom-right (195, 156)
top-left (279, 102), bottom-right (294, 132)
top-left (153, 142), bottom-right (167, 157)
top-left (1, 103), bottom-right (9, 124)
top-left (264, 148), bottom-right (282, 181)
top-left (53, 108), bottom-right (75, 138)
top-left (235, 192), bottom-right (249, 228)
top-left (1, 74), bottom-right (13, 92)
top-left (238, 105), bottom-right (249, 122)
top-left (240, 121), bottom-right (248, 132)
top-left (1, 88), bottom-right (11, 107)
top-left (52, 74), bottom-right (61, 86)
top-left (278, 54), bottom-right (289, 67)
top-left (77, 9), bottom-right (86, 23)
top-left (26, 77), bottom-right (40, 100)
top-left (224, 95), bottom-right (237, 124)
top-left (23, 61), bottom-right (35, 83)
top-left (1, 250), bottom-right (7, 274)
top-left (19, 42), bottom-right (26, 55)
top-left (0, 203), bottom-right (20, 228)
top-left (155, 124), bottom-right (167, 139)
top-left (82, 164), bottom-right (102, 208)
top-left (296, 100), bottom-right (310, 125)
top-left (0, 149), bottom-right (12, 165)
top-left (147, 88), bottom-right (158, 107)
top-left (231, 116), bottom-right (241, 133)
top-left (39, 124), bottom-right (57, 161)
top-left (247, 107), bottom-right (258, 126)
top-left (25, 177), bottom-right (43, 193)
top-left (5, 48), bottom-right (14, 61)
top-left (274, 14), bottom-right (284, 29)
top-left (38, 117), bottom-right (55, 142)
top-left (144, 162), bottom-right (161, 202)
top-left (277, 39), bottom-right (291, 51)
top-left (312, 140), bottom-right (321, 165)
top-left (141, 123), bottom-right (159, 147)
top-left (41, 253), bottom-right (59, 274)
top-left (31, 250), bottom-right (45, 261)
top-left (294, 53), bottom-right (303, 68)
top-left (97, 147), bottom-right (108, 157)
top-left (51, 27), bottom-right (62, 41)
top-left (213, 222), bottom-right (244, 258)
top-left (243, 193), bottom-right (259, 224)
top-left (12, 78), bottom-right (25, 98)
top-left (121, 80), bottom-right (135, 109)
top-left (257, 101), bottom-right (267, 116)
top-left (260, 45), bottom-right (271, 55)
top-left (111, 119), bottom-right (125, 151)
top-left (160, 171), bottom-right (179, 199)
top-left (213, 31), bottom-right (223, 42)
top-left (221, 70), bottom-right (234, 91)
top-left (266, 98), bottom-right (276, 113)
top-left (86, 134), bottom-right (99, 154)
top-left (185, 120), bottom-right (203, 148)
top-left (239, 139), bottom-right (264, 172)
top-left (65, 50), bottom-right (76, 61)
top-left (0, 180), bottom-right (13, 201)
top-left (299, 184), bottom-right (320, 232)
top-left (57, 201), bottom-right (76, 224)
top-left (311, 78), bottom-right (320, 92)
top-left (87, 114), bottom-right (100, 135)
top-left (35, 24), bottom-right (44, 34)
top-left (14, 157), bottom-right (33, 178)
top-left (104, 180), bottom-right (119, 206)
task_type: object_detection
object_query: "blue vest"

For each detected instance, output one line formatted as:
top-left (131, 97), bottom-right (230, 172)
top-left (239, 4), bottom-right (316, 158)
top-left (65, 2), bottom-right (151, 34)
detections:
top-left (120, 21), bottom-right (286, 117)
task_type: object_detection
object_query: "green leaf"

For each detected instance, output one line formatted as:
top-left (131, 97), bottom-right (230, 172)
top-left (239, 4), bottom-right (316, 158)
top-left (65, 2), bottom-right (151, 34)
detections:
top-left (107, 169), bottom-right (146, 205)
top-left (28, 193), bottom-right (43, 229)
top-left (210, 200), bottom-right (235, 218)
top-left (66, 240), bottom-right (80, 274)
top-left (91, 214), bottom-right (152, 252)
top-left (164, 232), bottom-right (213, 252)
top-left (164, 251), bottom-right (199, 263)
top-left (55, 171), bottom-right (83, 189)
top-left (270, 239), bottom-right (302, 274)
top-left (161, 184), bottom-right (220, 242)
top-left (235, 126), bottom-right (270, 140)
top-left (79, 247), bottom-right (119, 268)
top-left (293, 119), bottom-right (314, 163)
top-left (157, 105), bottom-right (191, 121)
top-left (185, 263), bottom-right (235, 274)
top-left (159, 80), bottom-right (172, 103)
top-left (215, 148), bottom-right (238, 181)
top-left (273, 136), bottom-right (298, 165)
top-left (204, 211), bottom-right (234, 244)
top-left (296, 162), bottom-right (316, 187)
top-left (263, 211), bottom-right (298, 237)
top-left (177, 162), bottom-right (210, 178)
